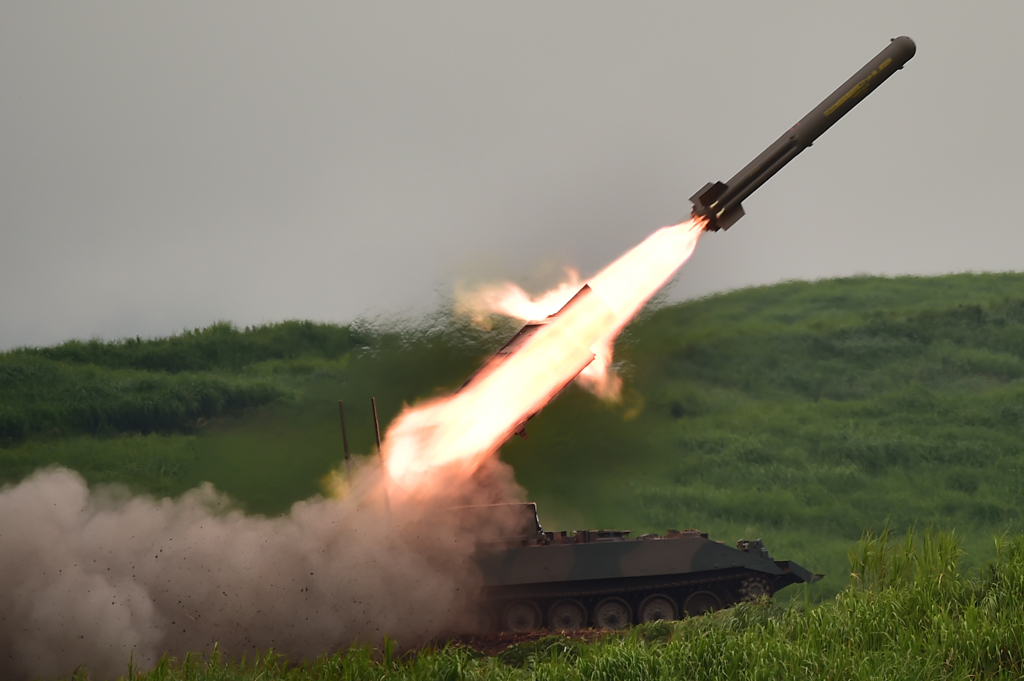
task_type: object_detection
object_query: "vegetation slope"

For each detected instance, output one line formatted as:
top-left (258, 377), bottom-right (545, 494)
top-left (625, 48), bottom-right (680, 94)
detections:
top-left (3, 272), bottom-right (1024, 605)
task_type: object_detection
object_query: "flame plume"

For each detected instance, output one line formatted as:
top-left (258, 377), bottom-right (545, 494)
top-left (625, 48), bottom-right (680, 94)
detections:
top-left (382, 218), bottom-right (705, 496)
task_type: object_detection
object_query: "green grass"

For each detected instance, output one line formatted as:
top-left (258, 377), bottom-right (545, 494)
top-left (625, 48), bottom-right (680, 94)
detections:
top-left (26, 320), bottom-right (365, 373)
top-left (0, 319), bottom-right (369, 442)
top-left (2, 434), bottom-right (200, 498)
top-left (0, 355), bottom-right (288, 442)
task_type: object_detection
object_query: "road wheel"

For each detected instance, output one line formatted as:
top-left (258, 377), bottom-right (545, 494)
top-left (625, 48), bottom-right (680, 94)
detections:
top-left (682, 590), bottom-right (722, 617)
top-left (502, 601), bottom-right (542, 632)
top-left (739, 576), bottom-right (772, 600)
top-left (548, 599), bottom-right (587, 631)
top-left (593, 597), bottom-right (632, 630)
top-left (638, 594), bottom-right (678, 623)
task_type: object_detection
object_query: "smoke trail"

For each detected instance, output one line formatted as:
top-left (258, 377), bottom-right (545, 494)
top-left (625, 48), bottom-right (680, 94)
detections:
top-left (0, 460), bottom-right (523, 680)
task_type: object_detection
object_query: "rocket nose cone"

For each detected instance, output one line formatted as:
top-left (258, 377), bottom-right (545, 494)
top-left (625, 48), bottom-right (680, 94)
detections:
top-left (891, 36), bottom-right (917, 60)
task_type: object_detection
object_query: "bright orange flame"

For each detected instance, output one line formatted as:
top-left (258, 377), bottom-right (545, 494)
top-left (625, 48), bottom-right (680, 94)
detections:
top-left (382, 218), bottom-right (706, 496)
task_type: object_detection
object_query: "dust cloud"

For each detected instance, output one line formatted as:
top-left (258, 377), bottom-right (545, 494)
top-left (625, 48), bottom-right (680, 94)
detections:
top-left (0, 459), bottom-right (524, 680)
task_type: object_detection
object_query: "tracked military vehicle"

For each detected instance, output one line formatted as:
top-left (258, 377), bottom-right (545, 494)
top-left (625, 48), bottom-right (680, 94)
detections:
top-left (459, 503), bottom-right (820, 632)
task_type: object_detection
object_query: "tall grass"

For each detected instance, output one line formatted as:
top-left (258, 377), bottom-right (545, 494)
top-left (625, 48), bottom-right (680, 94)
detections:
top-left (1, 314), bottom-right (506, 444)
top-left (0, 353), bottom-right (288, 442)
top-left (3, 435), bottom-right (200, 497)
top-left (20, 320), bottom-right (366, 373)
top-left (0, 320), bottom-right (367, 442)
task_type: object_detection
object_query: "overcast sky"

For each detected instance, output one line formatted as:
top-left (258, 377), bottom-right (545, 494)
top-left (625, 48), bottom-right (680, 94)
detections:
top-left (2, 2), bottom-right (1021, 350)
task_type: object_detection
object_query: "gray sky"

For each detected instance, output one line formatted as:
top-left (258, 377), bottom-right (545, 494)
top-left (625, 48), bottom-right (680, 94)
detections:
top-left (2, 2), bottom-right (1021, 350)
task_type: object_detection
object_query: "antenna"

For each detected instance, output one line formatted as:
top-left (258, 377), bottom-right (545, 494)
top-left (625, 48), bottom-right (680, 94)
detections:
top-left (371, 397), bottom-right (383, 454)
top-left (371, 397), bottom-right (390, 512)
top-left (338, 400), bottom-right (351, 482)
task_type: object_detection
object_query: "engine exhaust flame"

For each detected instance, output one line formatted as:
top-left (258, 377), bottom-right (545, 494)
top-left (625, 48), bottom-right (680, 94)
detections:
top-left (383, 218), bottom-right (706, 496)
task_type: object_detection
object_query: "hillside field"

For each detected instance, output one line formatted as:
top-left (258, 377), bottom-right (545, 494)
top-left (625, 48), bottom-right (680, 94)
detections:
top-left (3, 273), bottom-right (1024, 677)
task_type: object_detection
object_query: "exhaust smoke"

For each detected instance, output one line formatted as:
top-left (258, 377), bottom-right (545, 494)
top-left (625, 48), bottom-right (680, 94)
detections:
top-left (0, 459), bottom-right (524, 680)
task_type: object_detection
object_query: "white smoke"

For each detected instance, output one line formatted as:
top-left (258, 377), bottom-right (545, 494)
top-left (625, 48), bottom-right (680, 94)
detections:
top-left (0, 461), bottom-right (522, 680)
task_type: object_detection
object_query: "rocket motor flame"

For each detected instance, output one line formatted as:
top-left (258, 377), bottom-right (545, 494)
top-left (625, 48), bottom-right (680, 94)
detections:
top-left (382, 218), bottom-right (706, 495)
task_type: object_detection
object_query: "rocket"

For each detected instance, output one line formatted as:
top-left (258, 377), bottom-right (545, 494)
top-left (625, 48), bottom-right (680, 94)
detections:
top-left (465, 37), bottom-right (917, 439)
top-left (385, 38), bottom-right (917, 477)
top-left (691, 36), bottom-right (916, 232)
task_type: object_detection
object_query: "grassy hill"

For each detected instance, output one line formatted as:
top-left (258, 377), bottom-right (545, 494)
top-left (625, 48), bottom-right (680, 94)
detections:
top-left (3, 273), bottom-right (1024, 600)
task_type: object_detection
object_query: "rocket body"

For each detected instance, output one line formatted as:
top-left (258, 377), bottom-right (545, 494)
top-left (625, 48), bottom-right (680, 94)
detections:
top-left (692, 36), bottom-right (916, 232)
